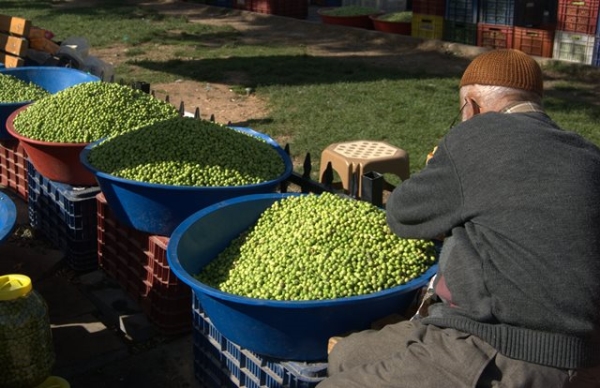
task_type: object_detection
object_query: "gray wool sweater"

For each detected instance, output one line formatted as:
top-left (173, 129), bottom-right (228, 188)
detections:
top-left (386, 111), bottom-right (600, 369)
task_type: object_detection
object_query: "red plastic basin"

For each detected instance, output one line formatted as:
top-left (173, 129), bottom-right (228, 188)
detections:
top-left (5, 106), bottom-right (96, 187)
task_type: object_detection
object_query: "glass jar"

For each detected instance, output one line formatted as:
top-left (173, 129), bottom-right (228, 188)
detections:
top-left (0, 274), bottom-right (55, 388)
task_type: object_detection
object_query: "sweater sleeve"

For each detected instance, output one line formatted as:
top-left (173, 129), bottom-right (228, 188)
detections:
top-left (386, 137), bottom-right (464, 240)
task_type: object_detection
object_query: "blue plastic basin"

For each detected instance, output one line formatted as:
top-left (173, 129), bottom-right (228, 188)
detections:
top-left (0, 191), bottom-right (17, 245)
top-left (80, 127), bottom-right (293, 236)
top-left (167, 192), bottom-right (438, 361)
top-left (0, 67), bottom-right (100, 140)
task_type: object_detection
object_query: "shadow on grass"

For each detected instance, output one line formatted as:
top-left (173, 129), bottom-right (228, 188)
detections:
top-left (128, 53), bottom-right (467, 88)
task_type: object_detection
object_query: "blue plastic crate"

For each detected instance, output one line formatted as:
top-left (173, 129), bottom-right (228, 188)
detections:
top-left (445, 0), bottom-right (478, 23)
top-left (478, 0), bottom-right (514, 25)
top-left (28, 163), bottom-right (101, 271)
top-left (192, 293), bottom-right (327, 388)
top-left (593, 33), bottom-right (600, 66)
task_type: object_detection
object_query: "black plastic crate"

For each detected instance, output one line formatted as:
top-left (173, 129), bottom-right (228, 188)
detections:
top-left (28, 163), bottom-right (101, 272)
top-left (192, 294), bottom-right (327, 388)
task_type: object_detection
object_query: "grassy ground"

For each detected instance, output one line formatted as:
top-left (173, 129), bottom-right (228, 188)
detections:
top-left (3, 0), bottom-right (600, 182)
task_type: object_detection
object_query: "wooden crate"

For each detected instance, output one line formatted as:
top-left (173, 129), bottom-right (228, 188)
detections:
top-left (0, 14), bottom-right (31, 68)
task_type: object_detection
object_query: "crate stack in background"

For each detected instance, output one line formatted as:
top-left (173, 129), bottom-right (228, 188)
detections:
top-left (476, 0), bottom-right (557, 57)
top-left (476, 0), bottom-right (516, 50)
top-left (553, 0), bottom-right (599, 64)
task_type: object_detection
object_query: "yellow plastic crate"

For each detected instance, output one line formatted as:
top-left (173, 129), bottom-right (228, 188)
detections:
top-left (411, 13), bottom-right (444, 40)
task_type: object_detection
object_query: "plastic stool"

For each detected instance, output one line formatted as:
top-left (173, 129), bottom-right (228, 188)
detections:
top-left (319, 140), bottom-right (409, 195)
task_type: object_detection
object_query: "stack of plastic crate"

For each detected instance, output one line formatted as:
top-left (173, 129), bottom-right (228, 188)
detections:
top-left (0, 139), bottom-right (28, 201)
top-left (96, 193), bottom-right (192, 335)
top-left (477, 0), bottom-right (557, 57)
top-left (411, 0), bottom-right (446, 39)
top-left (512, 0), bottom-right (557, 57)
top-left (443, 0), bottom-right (477, 45)
top-left (192, 294), bottom-right (328, 388)
top-left (477, 0), bottom-right (515, 49)
top-left (27, 163), bottom-right (101, 272)
top-left (553, 0), bottom-right (599, 64)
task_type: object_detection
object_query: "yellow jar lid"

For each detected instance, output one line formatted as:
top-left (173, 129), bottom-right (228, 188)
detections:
top-left (35, 376), bottom-right (70, 388)
top-left (0, 274), bottom-right (33, 301)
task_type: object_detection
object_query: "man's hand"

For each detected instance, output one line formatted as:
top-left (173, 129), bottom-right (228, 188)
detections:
top-left (426, 146), bottom-right (438, 164)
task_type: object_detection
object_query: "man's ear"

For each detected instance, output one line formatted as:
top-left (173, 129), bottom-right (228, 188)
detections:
top-left (468, 97), bottom-right (481, 115)
top-left (462, 97), bottom-right (481, 121)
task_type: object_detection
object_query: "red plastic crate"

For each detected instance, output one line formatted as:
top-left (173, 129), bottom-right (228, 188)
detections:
top-left (140, 288), bottom-right (191, 335)
top-left (251, 0), bottom-right (308, 19)
top-left (97, 193), bottom-right (148, 290)
top-left (557, 0), bottom-right (600, 34)
top-left (412, 0), bottom-right (446, 16)
top-left (513, 26), bottom-right (555, 57)
top-left (0, 139), bottom-right (28, 201)
top-left (143, 236), bottom-right (191, 298)
top-left (477, 23), bottom-right (515, 49)
top-left (96, 193), bottom-right (192, 334)
top-left (141, 236), bottom-right (191, 334)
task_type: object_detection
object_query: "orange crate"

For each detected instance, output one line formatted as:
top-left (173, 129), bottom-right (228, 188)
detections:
top-left (557, 0), bottom-right (600, 34)
top-left (513, 26), bottom-right (555, 57)
top-left (477, 23), bottom-right (514, 49)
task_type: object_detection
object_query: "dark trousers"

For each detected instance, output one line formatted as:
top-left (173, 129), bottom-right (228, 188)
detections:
top-left (317, 320), bottom-right (600, 388)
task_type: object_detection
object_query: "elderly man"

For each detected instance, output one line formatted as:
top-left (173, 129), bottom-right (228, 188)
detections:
top-left (317, 49), bottom-right (600, 388)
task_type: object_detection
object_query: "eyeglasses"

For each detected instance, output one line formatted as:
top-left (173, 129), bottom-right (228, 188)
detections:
top-left (448, 100), bottom-right (468, 129)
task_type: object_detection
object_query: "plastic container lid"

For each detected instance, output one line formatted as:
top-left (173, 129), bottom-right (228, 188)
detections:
top-left (0, 274), bottom-right (32, 301)
top-left (35, 376), bottom-right (70, 388)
